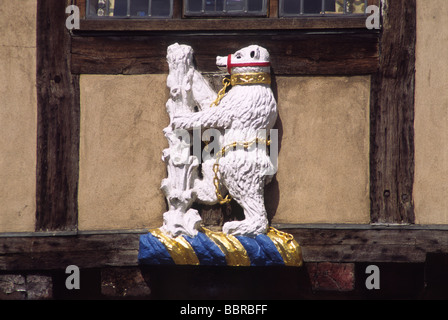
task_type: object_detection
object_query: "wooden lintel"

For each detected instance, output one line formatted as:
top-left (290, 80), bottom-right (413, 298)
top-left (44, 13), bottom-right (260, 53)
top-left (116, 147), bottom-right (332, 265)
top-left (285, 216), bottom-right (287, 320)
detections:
top-left (0, 225), bottom-right (446, 271)
top-left (71, 32), bottom-right (379, 75)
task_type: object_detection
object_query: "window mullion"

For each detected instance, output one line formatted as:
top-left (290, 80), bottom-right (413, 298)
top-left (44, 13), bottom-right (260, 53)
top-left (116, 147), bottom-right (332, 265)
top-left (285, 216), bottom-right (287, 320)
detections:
top-left (86, 0), bottom-right (373, 19)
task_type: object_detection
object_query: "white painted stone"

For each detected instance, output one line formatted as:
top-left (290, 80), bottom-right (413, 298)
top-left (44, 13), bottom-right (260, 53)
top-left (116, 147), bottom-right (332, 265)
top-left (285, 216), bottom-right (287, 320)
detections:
top-left (161, 43), bottom-right (278, 238)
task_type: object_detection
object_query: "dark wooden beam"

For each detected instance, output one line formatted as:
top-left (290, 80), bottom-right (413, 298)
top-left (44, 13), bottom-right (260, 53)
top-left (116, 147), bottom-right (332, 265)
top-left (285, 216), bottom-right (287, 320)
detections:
top-left (269, 0), bottom-right (279, 18)
top-left (369, 0), bottom-right (416, 223)
top-left (73, 0), bottom-right (86, 19)
top-left (71, 32), bottom-right (379, 75)
top-left (1, 225), bottom-right (447, 270)
top-left (36, 0), bottom-right (80, 231)
top-left (78, 16), bottom-right (370, 32)
top-left (172, 0), bottom-right (183, 19)
top-left (287, 226), bottom-right (428, 263)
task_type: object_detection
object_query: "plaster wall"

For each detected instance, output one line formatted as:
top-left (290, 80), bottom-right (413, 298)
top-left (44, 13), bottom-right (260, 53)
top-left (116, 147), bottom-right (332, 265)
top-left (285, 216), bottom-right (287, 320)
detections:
top-left (0, 0), bottom-right (37, 232)
top-left (78, 75), bottom-right (169, 230)
top-left (270, 76), bottom-right (370, 224)
top-left (414, 0), bottom-right (448, 224)
top-left (78, 74), bottom-right (370, 229)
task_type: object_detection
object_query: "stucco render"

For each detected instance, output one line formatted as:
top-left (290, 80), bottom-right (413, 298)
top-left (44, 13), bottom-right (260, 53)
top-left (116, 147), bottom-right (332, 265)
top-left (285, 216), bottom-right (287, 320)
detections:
top-left (78, 74), bottom-right (370, 229)
top-left (414, 0), bottom-right (448, 224)
top-left (0, 0), bottom-right (37, 232)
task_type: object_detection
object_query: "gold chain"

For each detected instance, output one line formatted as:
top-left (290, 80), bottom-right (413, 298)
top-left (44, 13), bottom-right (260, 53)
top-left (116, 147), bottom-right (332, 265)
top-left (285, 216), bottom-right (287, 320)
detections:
top-left (209, 73), bottom-right (272, 204)
top-left (213, 137), bottom-right (271, 205)
top-left (211, 77), bottom-right (231, 107)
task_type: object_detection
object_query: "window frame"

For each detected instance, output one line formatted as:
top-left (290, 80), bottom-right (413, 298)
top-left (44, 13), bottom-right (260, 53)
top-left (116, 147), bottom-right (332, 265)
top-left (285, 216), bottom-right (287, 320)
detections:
top-left (74, 0), bottom-right (380, 32)
top-left (279, 0), bottom-right (369, 17)
top-left (183, 0), bottom-right (269, 17)
top-left (85, 0), bottom-right (175, 19)
top-left (83, 0), bottom-right (374, 20)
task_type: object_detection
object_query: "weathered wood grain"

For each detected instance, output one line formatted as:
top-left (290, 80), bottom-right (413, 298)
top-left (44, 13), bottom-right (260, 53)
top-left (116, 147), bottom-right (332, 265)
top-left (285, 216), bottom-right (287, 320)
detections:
top-left (369, 0), bottom-right (416, 223)
top-left (36, 0), bottom-right (80, 231)
top-left (269, 0), bottom-right (279, 18)
top-left (78, 16), bottom-right (370, 32)
top-left (1, 226), bottom-right (447, 270)
top-left (71, 32), bottom-right (379, 75)
top-left (73, 0), bottom-right (86, 19)
top-left (0, 233), bottom-right (140, 270)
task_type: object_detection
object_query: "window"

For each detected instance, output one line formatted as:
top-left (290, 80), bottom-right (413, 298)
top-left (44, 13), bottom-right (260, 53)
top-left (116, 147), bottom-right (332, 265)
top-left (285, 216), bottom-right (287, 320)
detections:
top-left (86, 0), bottom-right (369, 19)
top-left (185, 0), bottom-right (267, 16)
top-left (280, 0), bottom-right (368, 16)
top-left (87, 0), bottom-right (173, 18)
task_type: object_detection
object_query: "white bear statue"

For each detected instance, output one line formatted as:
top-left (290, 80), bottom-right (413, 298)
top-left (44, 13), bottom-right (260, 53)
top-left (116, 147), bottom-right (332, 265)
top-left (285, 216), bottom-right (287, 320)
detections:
top-left (168, 44), bottom-right (278, 238)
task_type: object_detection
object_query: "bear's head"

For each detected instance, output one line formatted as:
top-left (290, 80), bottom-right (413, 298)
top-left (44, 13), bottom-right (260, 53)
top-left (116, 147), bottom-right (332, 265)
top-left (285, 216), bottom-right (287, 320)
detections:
top-left (216, 45), bottom-right (270, 75)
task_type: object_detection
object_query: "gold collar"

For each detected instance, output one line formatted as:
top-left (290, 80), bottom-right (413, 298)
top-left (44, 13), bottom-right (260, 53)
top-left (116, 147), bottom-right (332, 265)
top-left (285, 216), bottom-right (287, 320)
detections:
top-left (211, 72), bottom-right (271, 107)
top-left (230, 72), bottom-right (271, 86)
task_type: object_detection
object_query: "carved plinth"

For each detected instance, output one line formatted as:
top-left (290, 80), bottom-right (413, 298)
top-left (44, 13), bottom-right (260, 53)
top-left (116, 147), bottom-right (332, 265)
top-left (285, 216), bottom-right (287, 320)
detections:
top-left (138, 227), bottom-right (302, 267)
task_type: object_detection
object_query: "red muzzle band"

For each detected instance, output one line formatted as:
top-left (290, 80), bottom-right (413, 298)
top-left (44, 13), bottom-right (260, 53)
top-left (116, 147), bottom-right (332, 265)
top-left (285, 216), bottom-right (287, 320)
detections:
top-left (227, 54), bottom-right (270, 74)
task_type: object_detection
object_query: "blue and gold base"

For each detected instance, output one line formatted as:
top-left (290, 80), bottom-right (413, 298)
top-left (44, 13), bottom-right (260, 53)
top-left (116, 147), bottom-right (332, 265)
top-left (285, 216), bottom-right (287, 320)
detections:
top-left (138, 227), bottom-right (302, 267)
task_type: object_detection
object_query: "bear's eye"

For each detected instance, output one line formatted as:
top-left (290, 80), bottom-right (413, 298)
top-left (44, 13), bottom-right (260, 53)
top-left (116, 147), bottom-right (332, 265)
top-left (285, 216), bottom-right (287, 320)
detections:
top-left (250, 51), bottom-right (255, 58)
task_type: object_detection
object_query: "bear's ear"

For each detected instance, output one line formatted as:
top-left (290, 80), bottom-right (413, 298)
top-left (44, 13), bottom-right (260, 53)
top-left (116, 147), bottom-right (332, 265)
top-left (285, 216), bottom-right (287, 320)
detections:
top-left (250, 47), bottom-right (260, 60)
